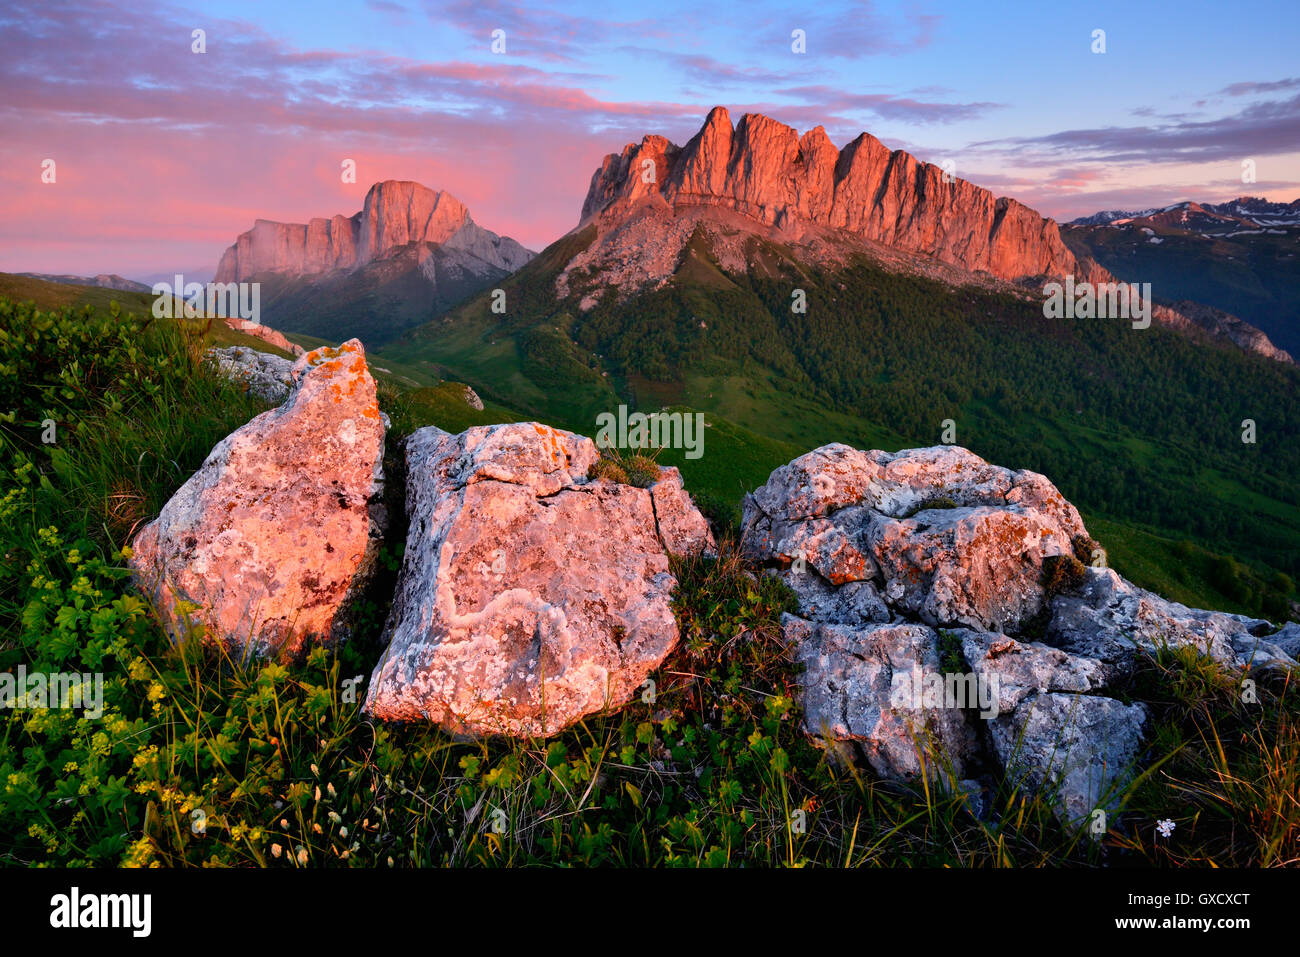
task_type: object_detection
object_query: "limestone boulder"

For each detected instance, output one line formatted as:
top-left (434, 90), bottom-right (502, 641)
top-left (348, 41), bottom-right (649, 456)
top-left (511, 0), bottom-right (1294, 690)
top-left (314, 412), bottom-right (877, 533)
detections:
top-left (207, 345), bottom-right (295, 404)
top-left (990, 693), bottom-right (1148, 829)
top-left (1048, 568), bottom-right (1293, 675)
top-left (743, 444), bottom-right (1086, 632)
top-left (131, 339), bottom-right (386, 658)
top-left (745, 441), bottom-right (1296, 830)
top-left (364, 422), bottom-right (714, 737)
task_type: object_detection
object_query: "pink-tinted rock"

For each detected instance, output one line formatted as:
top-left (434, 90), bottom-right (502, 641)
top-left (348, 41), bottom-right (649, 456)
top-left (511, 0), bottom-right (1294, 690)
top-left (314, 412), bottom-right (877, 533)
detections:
top-left (582, 107), bottom-right (1083, 283)
top-left (130, 339), bottom-right (387, 658)
top-left (364, 423), bottom-right (715, 737)
top-left (215, 181), bottom-right (531, 282)
top-left (649, 466), bottom-right (716, 558)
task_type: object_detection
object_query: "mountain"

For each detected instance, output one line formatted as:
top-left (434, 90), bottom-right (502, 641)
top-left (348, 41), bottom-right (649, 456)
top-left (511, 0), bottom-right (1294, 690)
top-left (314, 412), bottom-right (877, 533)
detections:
top-left (574, 105), bottom-right (1090, 295)
top-left (212, 181), bottom-right (534, 345)
top-left (562, 108), bottom-right (1285, 363)
top-left (378, 108), bottom-right (1300, 596)
top-left (1068, 208), bottom-right (1161, 227)
top-left (1064, 196), bottom-right (1300, 356)
top-left (17, 272), bottom-right (151, 293)
top-left (1069, 197), bottom-right (1300, 233)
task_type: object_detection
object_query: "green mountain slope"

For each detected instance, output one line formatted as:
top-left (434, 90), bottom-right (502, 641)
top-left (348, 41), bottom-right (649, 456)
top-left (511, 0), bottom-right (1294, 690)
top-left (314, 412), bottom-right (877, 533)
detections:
top-left (380, 228), bottom-right (1300, 619)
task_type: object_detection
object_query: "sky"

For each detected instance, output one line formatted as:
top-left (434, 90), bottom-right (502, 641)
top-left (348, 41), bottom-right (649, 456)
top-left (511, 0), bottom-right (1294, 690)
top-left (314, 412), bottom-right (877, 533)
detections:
top-left (2, 0), bottom-right (1299, 281)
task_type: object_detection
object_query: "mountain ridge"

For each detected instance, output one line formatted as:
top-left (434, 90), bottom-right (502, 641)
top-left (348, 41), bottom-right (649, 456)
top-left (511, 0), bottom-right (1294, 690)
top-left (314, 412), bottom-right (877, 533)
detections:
top-left (566, 107), bottom-right (1289, 363)
top-left (579, 106), bottom-right (1097, 286)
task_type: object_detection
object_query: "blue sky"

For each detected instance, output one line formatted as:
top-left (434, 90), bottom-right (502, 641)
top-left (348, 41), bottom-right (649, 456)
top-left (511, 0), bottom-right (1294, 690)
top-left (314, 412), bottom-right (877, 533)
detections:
top-left (3, 0), bottom-right (1298, 276)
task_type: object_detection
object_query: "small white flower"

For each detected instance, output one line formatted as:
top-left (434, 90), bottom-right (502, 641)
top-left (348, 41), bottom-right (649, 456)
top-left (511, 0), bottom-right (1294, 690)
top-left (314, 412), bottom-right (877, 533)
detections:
top-left (1156, 818), bottom-right (1176, 838)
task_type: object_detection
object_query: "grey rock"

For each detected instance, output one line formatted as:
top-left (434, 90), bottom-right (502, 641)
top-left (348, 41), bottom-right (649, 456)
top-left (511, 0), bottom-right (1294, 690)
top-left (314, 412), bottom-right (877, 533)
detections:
top-left (782, 614), bottom-right (980, 780)
top-left (990, 692), bottom-right (1147, 830)
top-left (959, 629), bottom-right (1106, 713)
top-left (1048, 568), bottom-right (1294, 674)
top-left (207, 345), bottom-right (296, 404)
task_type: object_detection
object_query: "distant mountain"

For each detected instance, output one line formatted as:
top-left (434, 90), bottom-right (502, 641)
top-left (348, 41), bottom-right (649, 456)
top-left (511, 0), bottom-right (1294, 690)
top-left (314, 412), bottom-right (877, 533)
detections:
top-left (212, 181), bottom-right (534, 345)
top-left (1069, 197), bottom-right (1300, 234)
top-left (1068, 208), bottom-right (1160, 227)
top-left (1064, 196), bottom-right (1300, 356)
top-left (17, 272), bottom-right (151, 293)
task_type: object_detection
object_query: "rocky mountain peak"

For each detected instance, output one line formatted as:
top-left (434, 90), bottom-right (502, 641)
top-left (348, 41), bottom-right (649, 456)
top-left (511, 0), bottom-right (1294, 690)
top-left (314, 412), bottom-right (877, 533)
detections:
top-left (214, 180), bottom-right (529, 283)
top-left (579, 106), bottom-right (1083, 284)
top-left (357, 180), bottom-right (470, 262)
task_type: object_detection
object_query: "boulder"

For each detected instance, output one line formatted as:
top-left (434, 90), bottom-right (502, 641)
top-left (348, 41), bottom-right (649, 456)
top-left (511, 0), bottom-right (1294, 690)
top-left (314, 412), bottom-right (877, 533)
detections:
top-left (744, 441), bottom-right (1296, 829)
top-left (221, 318), bottom-right (305, 356)
top-left (207, 345), bottom-right (295, 404)
top-left (461, 384), bottom-right (484, 411)
top-left (648, 466), bottom-right (716, 558)
top-left (364, 422), bottom-right (714, 737)
top-left (744, 445), bottom-right (1086, 632)
top-left (130, 339), bottom-right (386, 658)
top-left (959, 630), bottom-right (1144, 824)
top-left (959, 629), bottom-right (1106, 713)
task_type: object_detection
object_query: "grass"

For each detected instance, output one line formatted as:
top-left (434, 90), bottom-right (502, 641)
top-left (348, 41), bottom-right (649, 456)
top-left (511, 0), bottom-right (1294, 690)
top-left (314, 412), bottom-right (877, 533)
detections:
top-left (1, 295), bottom-right (1297, 868)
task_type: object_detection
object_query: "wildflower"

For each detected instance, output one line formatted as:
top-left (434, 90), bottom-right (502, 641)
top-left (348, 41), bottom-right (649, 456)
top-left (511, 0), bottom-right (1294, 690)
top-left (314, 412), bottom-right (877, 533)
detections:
top-left (271, 843), bottom-right (283, 858)
top-left (1156, 819), bottom-right (1176, 838)
top-left (296, 846), bottom-right (308, 865)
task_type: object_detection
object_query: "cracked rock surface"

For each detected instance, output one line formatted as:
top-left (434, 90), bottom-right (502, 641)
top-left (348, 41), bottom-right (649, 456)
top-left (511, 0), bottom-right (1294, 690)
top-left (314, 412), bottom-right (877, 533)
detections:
top-left (743, 443), bottom-right (1297, 828)
top-left (364, 422), bottom-right (714, 736)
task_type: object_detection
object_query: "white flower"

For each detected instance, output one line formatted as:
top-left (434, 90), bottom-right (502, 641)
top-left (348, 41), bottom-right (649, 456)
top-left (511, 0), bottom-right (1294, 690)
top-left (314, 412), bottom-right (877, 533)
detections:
top-left (1156, 818), bottom-right (1176, 838)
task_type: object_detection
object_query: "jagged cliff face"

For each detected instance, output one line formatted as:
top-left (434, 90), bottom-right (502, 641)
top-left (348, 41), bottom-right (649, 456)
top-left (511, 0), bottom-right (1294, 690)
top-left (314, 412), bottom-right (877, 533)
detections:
top-left (580, 106), bottom-right (1084, 284)
top-left (569, 107), bottom-right (1288, 363)
top-left (215, 181), bottom-right (532, 283)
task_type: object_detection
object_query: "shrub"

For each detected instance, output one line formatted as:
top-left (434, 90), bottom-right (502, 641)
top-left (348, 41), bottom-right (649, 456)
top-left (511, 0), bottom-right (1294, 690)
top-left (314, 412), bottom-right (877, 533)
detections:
top-left (1041, 553), bottom-right (1088, 598)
